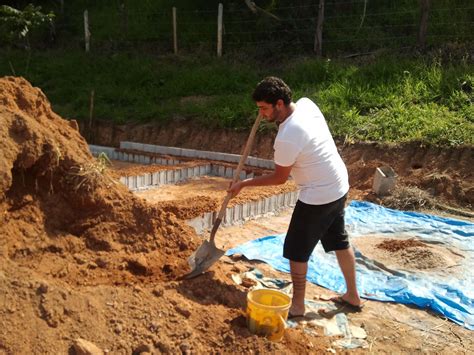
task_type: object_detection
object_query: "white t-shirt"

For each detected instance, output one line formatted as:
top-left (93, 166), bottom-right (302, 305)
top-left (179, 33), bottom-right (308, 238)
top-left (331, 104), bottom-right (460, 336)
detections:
top-left (274, 97), bottom-right (349, 205)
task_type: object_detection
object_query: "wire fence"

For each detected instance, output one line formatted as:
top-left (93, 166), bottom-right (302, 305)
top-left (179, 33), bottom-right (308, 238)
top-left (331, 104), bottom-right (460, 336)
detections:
top-left (59, 1), bottom-right (474, 57)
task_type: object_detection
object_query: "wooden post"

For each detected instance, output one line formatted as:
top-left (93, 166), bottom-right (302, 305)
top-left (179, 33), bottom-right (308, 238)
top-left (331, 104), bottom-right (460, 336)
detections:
top-left (417, 0), bottom-right (431, 48)
top-left (172, 7), bottom-right (178, 54)
top-left (314, 0), bottom-right (325, 56)
top-left (83, 10), bottom-right (90, 52)
top-left (88, 90), bottom-right (95, 142)
top-left (120, 0), bottom-right (129, 37)
top-left (217, 3), bottom-right (223, 57)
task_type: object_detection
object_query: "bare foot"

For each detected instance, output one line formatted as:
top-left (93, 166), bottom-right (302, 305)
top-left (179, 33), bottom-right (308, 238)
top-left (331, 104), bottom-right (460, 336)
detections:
top-left (288, 305), bottom-right (305, 317)
top-left (332, 292), bottom-right (361, 307)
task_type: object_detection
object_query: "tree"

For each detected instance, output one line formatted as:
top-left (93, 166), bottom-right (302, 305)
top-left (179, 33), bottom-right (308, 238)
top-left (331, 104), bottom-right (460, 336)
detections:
top-left (0, 4), bottom-right (55, 49)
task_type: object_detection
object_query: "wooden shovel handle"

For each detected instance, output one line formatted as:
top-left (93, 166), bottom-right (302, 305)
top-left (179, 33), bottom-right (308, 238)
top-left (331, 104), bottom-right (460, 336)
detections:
top-left (209, 114), bottom-right (263, 241)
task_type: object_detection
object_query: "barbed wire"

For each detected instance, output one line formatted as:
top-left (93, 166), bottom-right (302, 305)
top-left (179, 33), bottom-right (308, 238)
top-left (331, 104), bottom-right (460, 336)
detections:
top-left (74, 2), bottom-right (473, 55)
top-left (94, 5), bottom-right (474, 18)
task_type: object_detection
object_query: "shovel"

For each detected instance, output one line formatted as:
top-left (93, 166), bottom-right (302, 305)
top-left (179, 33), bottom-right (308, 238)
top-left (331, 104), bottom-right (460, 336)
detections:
top-left (185, 114), bottom-right (263, 279)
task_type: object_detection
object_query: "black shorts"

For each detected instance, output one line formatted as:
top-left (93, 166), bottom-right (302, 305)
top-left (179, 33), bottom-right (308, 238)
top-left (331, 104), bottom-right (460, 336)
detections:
top-left (283, 194), bottom-right (349, 262)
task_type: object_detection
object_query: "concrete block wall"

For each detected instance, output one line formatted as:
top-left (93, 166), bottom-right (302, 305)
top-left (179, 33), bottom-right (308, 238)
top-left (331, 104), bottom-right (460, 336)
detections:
top-left (119, 141), bottom-right (275, 169)
top-left (185, 190), bottom-right (299, 234)
top-left (89, 144), bottom-right (298, 232)
top-left (90, 144), bottom-right (259, 191)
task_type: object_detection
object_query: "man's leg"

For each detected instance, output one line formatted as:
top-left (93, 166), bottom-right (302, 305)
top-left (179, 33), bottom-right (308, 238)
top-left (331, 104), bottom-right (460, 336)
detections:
top-left (289, 260), bottom-right (307, 316)
top-left (334, 247), bottom-right (361, 306)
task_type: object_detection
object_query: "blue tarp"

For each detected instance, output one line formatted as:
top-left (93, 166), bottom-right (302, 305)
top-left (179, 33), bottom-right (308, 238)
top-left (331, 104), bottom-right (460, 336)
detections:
top-left (227, 201), bottom-right (474, 330)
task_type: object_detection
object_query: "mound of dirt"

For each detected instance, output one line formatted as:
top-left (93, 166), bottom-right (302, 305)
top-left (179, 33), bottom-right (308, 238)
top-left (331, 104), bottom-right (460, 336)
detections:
top-left (353, 236), bottom-right (463, 272)
top-left (0, 76), bottom-right (197, 279)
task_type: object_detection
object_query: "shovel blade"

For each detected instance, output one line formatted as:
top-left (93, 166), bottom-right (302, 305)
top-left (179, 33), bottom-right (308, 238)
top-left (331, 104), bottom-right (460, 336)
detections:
top-left (185, 240), bottom-right (225, 279)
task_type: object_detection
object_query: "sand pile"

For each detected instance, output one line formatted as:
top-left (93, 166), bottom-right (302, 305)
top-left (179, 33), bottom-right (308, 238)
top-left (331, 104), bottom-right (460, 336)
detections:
top-left (0, 76), bottom-right (197, 281)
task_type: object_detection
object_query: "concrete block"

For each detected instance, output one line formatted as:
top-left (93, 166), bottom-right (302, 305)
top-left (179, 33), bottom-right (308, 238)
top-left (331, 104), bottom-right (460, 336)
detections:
top-left (144, 156), bottom-right (151, 164)
top-left (247, 172), bottom-right (254, 179)
top-left (181, 148), bottom-right (194, 158)
top-left (180, 168), bottom-right (187, 180)
top-left (166, 170), bottom-right (174, 183)
top-left (137, 175), bottom-right (145, 189)
top-left (211, 164), bottom-right (219, 176)
top-left (247, 157), bottom-right (258, 166)
top-left (277, 194), bottom-right (284, 207)
top-left (234, 204), bottom-right (243, 221)
top-left (205, 164), bottom-right (212, 174)
top-left (142, 144), bottom-right (154, 153)
top-left (193, 166), bottom-right (200, 176)
top-left (232, 154), bottom-right (242, 163)
top-left (159, 171), bottom-right (166, 185)
top-left (248, 201), bottom-right (256, 218)
top-left (130, 176), bottom-right (138, 190)
top-left (120, 141), bottom-right (133, 150)
top-left (145, 173), bottom-right (152, 186)
top-left (132, 142), bottom-right (145, 152)
top-left (270, 196), bottom-right (277, 210)
top-left (224, 207), bottom-right (233, 225)
top-left (242, 203), bottom-right (249, 219)
top-left (373, 166), bottom-right (397, 196)
top-left (186, 167), bottom-right (193, 178)
top-left (174, 169), bottom-right (181, 182)
top-left (199, 165), bottom-right (207, 176)
top-left (218, 165), bottom-right (225, 177)
top-left (257, 199), bottom-right (264, 215)
top-left (240, 171), bottom-right (247, 180)
top-left (152, 172), bottom-right (160, 185)
top-left (119, 176), bottom-right (127, 185)
top-left (225, 167), bottom-right (234, 178)
top-left (170, 147), bottom-right (183, 156)
top-left (151, 145), bottom-right (161, 154)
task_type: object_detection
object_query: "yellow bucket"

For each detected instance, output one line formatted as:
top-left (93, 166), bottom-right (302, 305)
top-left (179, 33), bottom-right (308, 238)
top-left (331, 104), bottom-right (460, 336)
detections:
top-left (246, 289), bottom-right (291, 341)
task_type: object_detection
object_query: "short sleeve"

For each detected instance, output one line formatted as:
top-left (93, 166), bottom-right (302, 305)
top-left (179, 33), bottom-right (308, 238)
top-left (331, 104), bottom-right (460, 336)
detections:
top-left (274, 139), bottom-right (301, 167)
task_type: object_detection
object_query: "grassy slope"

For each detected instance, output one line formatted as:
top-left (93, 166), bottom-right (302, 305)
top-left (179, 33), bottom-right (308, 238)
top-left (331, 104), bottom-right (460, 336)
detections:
top-left (0, 49), bottom-right (472, 146)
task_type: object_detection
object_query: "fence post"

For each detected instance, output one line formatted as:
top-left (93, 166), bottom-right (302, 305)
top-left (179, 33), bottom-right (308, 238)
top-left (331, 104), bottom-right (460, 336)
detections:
top-left (83, 9), bottom-right (90, 52)
top-left (88, 90), bottom-right (95, 143)
top-left (172, 7), bottom-right (178, 54)
top-left (314, 0), bottom-right (325, 56)
top-left (417, 0), bottom-right (431, 48)
top-left (217, 3), bottom-right (223, 57)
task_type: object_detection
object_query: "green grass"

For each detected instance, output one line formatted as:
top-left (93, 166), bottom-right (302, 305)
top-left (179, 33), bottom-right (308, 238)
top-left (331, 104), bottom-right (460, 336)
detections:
top-left (0, 49), bottom-right (472, 145)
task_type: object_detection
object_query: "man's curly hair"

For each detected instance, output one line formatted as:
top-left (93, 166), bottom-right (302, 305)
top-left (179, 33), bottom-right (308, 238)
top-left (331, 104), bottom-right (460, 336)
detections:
top-left (252, 76), bottom-right (292, 105)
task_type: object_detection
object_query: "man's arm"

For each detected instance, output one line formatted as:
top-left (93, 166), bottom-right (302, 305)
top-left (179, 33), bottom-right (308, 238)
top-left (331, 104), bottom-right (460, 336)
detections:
top-left (228, 164), bottom-right (292, 197)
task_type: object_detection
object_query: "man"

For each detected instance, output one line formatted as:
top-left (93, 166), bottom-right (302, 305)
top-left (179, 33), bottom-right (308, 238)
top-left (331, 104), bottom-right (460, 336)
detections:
top-left (228, 77), bottom-right (362, 317)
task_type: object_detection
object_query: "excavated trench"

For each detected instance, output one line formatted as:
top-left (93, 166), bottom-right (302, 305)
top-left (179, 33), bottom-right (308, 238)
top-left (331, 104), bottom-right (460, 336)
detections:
top-left (90, 143), bottom-right (299, 234)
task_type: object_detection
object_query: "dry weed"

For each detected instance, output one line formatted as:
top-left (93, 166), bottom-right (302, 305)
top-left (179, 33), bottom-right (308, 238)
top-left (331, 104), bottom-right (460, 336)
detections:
top-left (381, 185), bottom-right (435, 211)
top-left (66, 153), bottom-right (114, 192)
